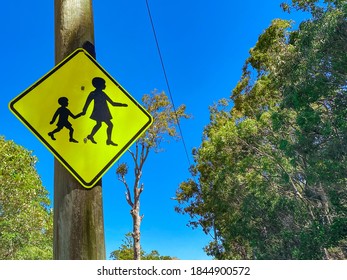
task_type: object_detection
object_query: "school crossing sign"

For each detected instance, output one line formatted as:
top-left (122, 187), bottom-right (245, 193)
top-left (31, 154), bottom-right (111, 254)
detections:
top-left (9, 48), bottom-right (153, 188)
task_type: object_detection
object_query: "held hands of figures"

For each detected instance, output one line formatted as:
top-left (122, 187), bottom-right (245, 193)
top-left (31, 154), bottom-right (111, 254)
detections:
top-left (75, 112), bottom-right (85, 118)
top-left (50, 105), bottom-right (127, 124)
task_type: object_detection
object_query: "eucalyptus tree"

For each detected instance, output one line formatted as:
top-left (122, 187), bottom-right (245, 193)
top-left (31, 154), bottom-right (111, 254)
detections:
top-left (116, 90), bottom-right (189, 260)
top-left (176, 0), bottom-right (346, 259)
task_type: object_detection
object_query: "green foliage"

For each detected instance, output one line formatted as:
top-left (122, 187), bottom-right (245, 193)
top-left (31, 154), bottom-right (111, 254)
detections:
top-left (281, 0), bottom-right (344, 16)
top-left (109, 233), bottom-right (176, 260)
top-left (231, 19), bottom-right (292, 119)
top-left (140, 90), bottom-right (190, 152)
top-left (0, 136), bottom-right (53, 259)
top-left (110, 233), bottom-right (137, 260)
top-left (176, 1), bottom-right (346, 259)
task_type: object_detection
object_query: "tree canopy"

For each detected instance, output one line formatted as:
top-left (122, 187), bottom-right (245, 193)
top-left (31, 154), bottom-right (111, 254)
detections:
top-left (176, 0), bottom-right (346, 259)
top-left (0, 136), bottom-right (53, 259)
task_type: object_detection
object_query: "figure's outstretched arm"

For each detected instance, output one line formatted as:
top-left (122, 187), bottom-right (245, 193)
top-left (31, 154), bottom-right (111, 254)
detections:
top-left (112, 102), bottom-right (128, 107)
top-left (107, 96), bottom-right (128, 107)
top-left (106, 95), bottom-right (128, 107)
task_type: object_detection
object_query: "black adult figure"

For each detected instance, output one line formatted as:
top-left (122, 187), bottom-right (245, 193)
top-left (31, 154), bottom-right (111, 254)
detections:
top-left (48, 97), bottom-right (81, 143)
top-left (81, 77), bottom-right (128, 146)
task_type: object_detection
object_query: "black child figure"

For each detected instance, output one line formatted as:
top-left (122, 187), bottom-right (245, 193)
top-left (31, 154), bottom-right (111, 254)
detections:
top-left (81, 77), bottom-right (128, 146)
top-left (48, 97), bottom-right (82, 143)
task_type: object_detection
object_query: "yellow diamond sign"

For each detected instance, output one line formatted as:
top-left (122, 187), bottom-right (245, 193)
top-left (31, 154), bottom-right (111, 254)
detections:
top-left (9, 48), bottom-right (153, 188)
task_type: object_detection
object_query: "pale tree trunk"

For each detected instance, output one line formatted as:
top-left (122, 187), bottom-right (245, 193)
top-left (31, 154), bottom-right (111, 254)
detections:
top-left (130, 143), bottom-right (148, 260)
top-left (132, 183), bottom-right (143, 260)
top-left (117, 142), bottom-right (149, 260)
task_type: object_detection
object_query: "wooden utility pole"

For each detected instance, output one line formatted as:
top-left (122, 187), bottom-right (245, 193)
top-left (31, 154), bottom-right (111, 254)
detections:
top-left (53, 0), bottom-right (105, 260)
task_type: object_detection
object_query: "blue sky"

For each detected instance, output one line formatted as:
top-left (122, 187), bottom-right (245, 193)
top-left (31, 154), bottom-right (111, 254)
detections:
top-left (1, 1), bottom-right (308, 260)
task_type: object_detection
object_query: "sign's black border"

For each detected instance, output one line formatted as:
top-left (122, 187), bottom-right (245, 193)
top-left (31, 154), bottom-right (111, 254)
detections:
top-left (9, 48), bottom-right (153, 188)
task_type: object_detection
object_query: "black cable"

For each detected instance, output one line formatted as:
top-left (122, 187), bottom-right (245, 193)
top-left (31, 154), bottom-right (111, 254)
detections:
top-left (145, 0), bottom-right (192, 167)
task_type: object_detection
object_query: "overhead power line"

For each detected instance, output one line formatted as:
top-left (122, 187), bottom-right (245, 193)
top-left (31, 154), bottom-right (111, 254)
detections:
top-left (145, 0), bottom-right (192, 167)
